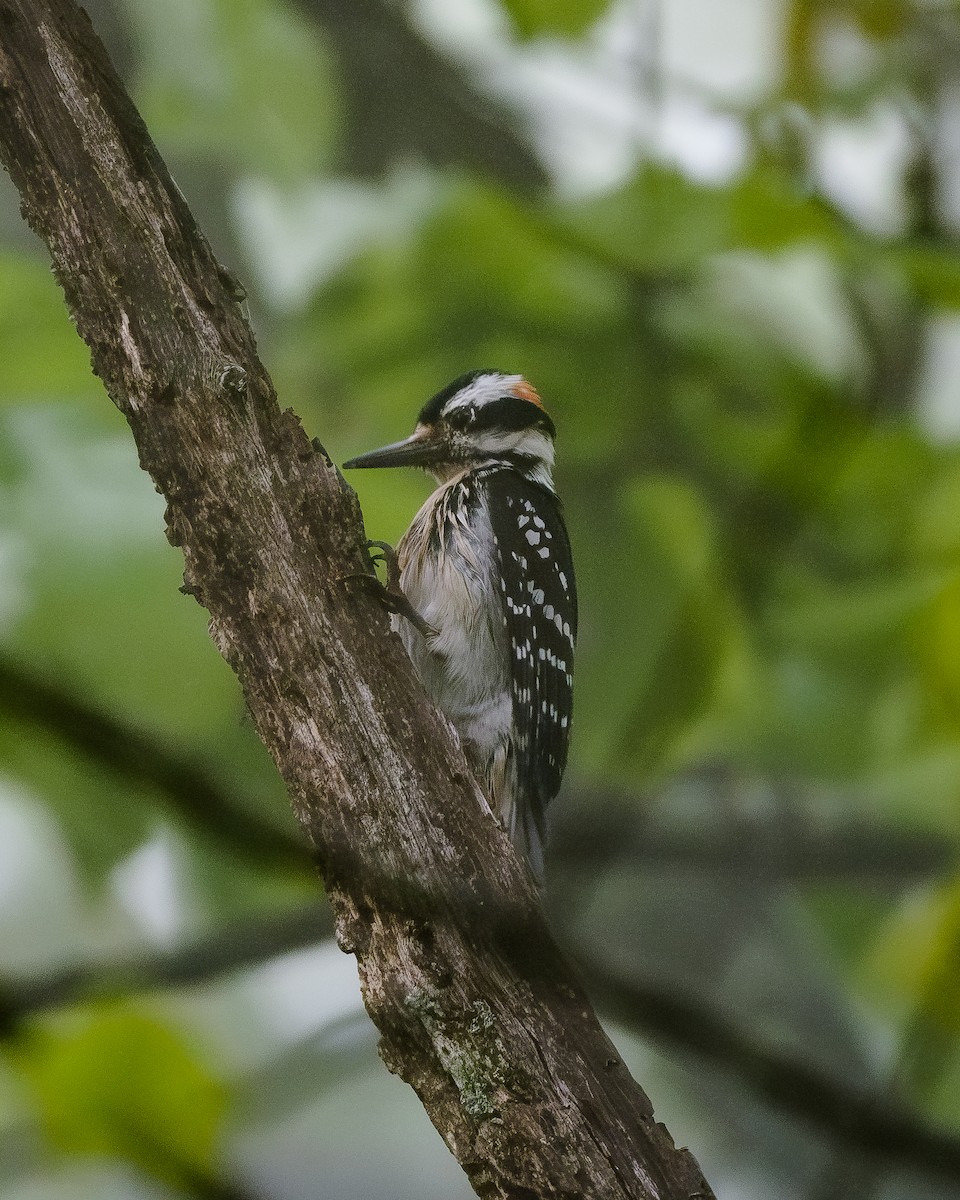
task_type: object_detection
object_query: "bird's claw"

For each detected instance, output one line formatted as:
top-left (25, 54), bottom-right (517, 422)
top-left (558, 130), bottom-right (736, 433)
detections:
top-left (365, 540), bottom-right (404, 592)
top-left (341, 540), bottom-right (435, 639)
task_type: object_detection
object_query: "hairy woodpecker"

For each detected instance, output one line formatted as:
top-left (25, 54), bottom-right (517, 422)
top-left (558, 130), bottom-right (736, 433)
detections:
top-left (343, 370), bottom-right (577, 878)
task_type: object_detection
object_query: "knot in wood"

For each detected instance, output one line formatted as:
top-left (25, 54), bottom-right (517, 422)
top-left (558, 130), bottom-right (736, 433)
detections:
top-left (218, 362), bottom-right (247, 398)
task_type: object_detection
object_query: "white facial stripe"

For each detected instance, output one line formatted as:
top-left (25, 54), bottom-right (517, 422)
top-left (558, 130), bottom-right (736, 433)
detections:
top-left (441, 372), bottom-right (526, 415)
top-left (465, 428), bottom-right (554, 464)
top-left (462, 429), bottom-right (555, 490)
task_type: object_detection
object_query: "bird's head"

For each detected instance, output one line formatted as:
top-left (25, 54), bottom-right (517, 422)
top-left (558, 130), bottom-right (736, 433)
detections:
top-left (343, 370), bottom-right (556, 488)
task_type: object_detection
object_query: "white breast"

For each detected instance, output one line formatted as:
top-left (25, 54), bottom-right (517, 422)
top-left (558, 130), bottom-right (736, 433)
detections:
top-left (395, 478), bottom-right (513, 791)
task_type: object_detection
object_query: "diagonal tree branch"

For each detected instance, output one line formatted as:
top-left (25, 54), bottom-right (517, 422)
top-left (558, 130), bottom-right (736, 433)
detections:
top-left (0, 2), bottom-right (714, 1197)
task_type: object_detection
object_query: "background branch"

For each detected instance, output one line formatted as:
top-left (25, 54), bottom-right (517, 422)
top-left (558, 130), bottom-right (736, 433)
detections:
top-left (5, 653), bottom-right (947, 886)
top-left (0, 653), bottom-right (310, 874)
top-left (0, 900), bottom-right (333, 1033)
top-left (7, 897), bottom-right (960, 1186)
top-left (296, 0), bottom-right (549, 193)
top-left (581, 953), bottom-right (960, 1183)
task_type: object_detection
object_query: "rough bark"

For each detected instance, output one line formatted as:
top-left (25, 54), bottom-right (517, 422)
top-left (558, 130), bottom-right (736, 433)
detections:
top-left (0, 2), bottom-right (715, 1197)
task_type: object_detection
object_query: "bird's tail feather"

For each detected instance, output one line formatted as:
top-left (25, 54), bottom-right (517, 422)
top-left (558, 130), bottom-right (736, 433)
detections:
top-left (478, 741), bottom-right (547, 883)
top-left (514, 799), bottom-right (546, 883)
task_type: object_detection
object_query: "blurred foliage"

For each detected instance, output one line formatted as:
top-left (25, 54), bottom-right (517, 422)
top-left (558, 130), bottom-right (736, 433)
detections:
top-left (15, 1010), bottom-right (227, 1190)
top-left (501, 0), bottom-right (613, 39)
top-left (2, 0), bottom-right (960, 1197)
top-left (130, 0), bottom-right (336, 179)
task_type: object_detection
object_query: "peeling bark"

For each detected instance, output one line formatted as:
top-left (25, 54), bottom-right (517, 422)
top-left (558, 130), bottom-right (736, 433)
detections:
top-left (0, 2), bottom-right (715, 1197)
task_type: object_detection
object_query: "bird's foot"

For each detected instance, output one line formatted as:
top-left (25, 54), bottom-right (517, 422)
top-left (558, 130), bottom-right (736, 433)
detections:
top-left (366, 540), bottom-right (403, 593)
top-left (342, 540), bottom-right (435, 639)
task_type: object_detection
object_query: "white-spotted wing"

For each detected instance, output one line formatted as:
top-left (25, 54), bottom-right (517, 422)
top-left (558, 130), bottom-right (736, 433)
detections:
top-left (483, 468), bottom-right (577, 845)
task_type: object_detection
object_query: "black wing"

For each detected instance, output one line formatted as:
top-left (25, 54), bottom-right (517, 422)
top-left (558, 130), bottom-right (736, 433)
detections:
top-left (483, 469), bottom-right (577, 851)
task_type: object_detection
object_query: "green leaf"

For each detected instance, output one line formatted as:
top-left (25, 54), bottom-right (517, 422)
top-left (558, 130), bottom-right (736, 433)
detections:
top-left (0, 403), bottom-right (290, 877)
top-left (502, 0), bottom-right (612, 39)
top-left (771, 572), bottom-right (947, 656)
top-left (913, 574), bottom-right (960, 740)
top-left (864, 878), bottom-right (960, 1082)
top-left (16, 1010), bottom-right (228, 1187)
top-left (851, 0), bottom-right (909, 39)
top-left (574, 477), bottom-right (732, 776)
top-left (0, 254), bottom-right (100, 402)
top-left (300, 180), bottom-right (633, 469)
top-left (897, 244), bottom-right (960, 309)
top-left (126, 0), bottom-right (335, 180)
top-left (557, 165), bottom-right (846, 276)
top-left (0, 406), bottom-right (232, 738)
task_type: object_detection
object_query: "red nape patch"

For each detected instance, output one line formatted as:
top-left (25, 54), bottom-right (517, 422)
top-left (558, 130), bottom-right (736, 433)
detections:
top-left (514, 379), bottom-right (544, 410)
